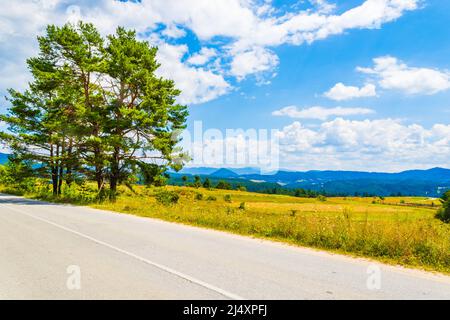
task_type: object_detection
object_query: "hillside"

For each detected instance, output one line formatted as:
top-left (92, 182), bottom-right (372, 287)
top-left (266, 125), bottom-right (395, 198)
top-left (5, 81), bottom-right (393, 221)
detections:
top-left (171, 167), bottom-right (450, 197)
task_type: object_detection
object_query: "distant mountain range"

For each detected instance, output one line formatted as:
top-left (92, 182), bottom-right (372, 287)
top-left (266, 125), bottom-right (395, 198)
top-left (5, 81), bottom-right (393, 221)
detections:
top-left (173, 167), bottom-right (450, 197)
top-left (240, 167), bottom-right (450, 184)
top-left (0, 153), bottom-right (8, 165)
top-left (2, 153), bottom-right (449, 197)
top-left (177, 167), bottom-right (261, 176)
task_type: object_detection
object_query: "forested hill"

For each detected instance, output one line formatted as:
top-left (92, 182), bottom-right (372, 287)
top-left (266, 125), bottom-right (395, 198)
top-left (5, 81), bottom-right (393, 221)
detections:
top-left (171, 167), bottom-right (450, 197)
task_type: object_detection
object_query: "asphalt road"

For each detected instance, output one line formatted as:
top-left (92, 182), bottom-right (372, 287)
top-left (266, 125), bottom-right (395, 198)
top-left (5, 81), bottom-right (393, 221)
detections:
top-left (0, 193), bottom-right (449, 300)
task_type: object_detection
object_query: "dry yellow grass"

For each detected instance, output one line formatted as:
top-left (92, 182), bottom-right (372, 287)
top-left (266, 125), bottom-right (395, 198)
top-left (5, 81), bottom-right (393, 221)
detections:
top-left (3, 183), bottom-right (449, 273)
top-left (85, 185), bottom-right (449, 274)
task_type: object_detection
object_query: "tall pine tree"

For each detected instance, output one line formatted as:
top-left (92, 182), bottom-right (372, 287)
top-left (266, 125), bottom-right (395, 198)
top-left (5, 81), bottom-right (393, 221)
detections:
top-left (1, 22), bottom-right (188, 197)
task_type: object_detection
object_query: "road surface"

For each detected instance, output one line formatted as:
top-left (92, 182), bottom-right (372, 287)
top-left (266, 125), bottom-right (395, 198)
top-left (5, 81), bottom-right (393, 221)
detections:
top-left (0, 193), bottom-right (449, 300)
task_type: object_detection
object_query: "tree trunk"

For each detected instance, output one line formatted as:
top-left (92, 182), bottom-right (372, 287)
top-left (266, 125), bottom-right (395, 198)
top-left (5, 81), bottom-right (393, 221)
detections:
top-left (51, 144), bottom-right (58, 196)
top-left (109, 147), bottom-right (120, 200)
top-left (57, 140), bottom-right (65, 196)
top-left (95, 165), bottom-right (103, 190)
top-left (58, 163), bottom-right (64, 196)
top-left (65, 139), bottom-right (73, 187)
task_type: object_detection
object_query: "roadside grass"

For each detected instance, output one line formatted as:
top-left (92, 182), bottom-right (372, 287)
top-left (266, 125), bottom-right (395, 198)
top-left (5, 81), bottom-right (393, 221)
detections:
top-left (2, 183), bottom-right (449, 274)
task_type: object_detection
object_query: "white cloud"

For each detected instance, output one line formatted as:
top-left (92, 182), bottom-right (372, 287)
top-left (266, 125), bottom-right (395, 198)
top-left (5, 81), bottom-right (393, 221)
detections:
top-left (309, 0), bottom-right (419, 42)
top-left (324, 83), bottom-right (377, 101)
top-left (272, 106), bottom-right (375, 120)
top-left (0, 0), bottom-right (422, 106)
top-left (156, 43), bottom-right (231, 105)
top-left (187, 47), bottom-right (217, 66)
top-left (311, 0), bottom-right (336, 14)
top-left (162, 24), bottom-right (186, 39)
top-left (358, 56), bottom-right (450, 95)
top-left (230, 47), bottom-right (279, 81)
top-left (276, 118), bottom-right (450, 171)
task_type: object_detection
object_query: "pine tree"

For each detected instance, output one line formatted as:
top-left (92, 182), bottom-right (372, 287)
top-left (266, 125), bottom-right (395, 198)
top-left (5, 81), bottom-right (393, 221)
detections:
top-left (1, 22), bottom-right (188, 197)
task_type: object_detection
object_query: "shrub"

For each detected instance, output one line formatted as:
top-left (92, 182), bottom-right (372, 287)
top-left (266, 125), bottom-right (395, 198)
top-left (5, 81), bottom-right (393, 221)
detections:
top-left (239, 202), bottom-right (246, 210)
top-left (203, 178), bottom-right (212, 189)
top-left (216, 181), bottom-right (232, 190)
top-left (224, 194), bottom-right (232, 203)
top-left (195, 193), bottom-right (204, 200)
top-left (206, 195), bottom-right (217, 201)
top-left (317, 195), bottom-right (327, 202)
top-left (290, 210), bottom-right (297, 217)
top-left (436, 190), bottom-right (450, 223)
top-left (155, 190), bottom-right (180, 206)
top-left (226, 207), bottom-right (235, 215)
top-left (442, 190), bottom-right (450, 202)
top-left (436, 200), bottom-right (450, 223)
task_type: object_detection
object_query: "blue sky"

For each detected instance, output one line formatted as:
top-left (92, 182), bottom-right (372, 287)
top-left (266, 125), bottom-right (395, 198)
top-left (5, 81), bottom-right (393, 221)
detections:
top-left (1, 0), bottom-right (449, 171)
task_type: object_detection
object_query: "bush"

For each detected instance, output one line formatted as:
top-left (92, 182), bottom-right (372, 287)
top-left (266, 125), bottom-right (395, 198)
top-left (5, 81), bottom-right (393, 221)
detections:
top-left (436, 200), bottom-right (450, 223)
top-left (195, 193), bottom-right (204, 200)
top-left (442, 190), bottom-right (450, 202)
top-left (189, 176), bottom-right (202, 188)
top-left (203, 178), bottom-right (212, 189)
top-left (206, 195), bottom-right (217, 201)
top-left (317, 195), bottom-right (327, 202)
top-left (239, 202), bottom-right (246, 210)
top-left (223, 194), bottom-right (232, 203)
top-left (226, 207), bottom-right (235, 215)
top-left (155, 190), bottom-right (180, 206)
top-left (216, 181), bottom-right (232, 190)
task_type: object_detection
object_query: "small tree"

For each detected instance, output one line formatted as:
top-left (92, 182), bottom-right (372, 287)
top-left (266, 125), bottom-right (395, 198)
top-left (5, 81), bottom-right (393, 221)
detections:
top-left (216, 180), bottom-right (232, 190)
top-left (203, 177), bottom-right (211, 189)
top-left (437, 190), bottom-right (450, 223)
top-left (192, 175), bottom-right (202, 188)
top-left (0, 158), bottom-right (35, 193)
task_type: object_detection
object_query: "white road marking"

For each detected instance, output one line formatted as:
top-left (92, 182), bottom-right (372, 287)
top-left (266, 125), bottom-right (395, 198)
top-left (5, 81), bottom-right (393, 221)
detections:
top-left (0, 203), bottom-right (244, 300)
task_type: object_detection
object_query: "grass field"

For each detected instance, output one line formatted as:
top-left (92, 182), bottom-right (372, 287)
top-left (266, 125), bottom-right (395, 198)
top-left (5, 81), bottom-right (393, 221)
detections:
top-left (2, 183), bottom-right (449, 274)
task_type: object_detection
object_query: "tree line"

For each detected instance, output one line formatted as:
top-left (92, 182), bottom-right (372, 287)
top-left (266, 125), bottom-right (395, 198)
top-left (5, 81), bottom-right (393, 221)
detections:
top-left (174, 175), bottom-right (327, 197)
top-left (0, 22), bottom-right (188, 199)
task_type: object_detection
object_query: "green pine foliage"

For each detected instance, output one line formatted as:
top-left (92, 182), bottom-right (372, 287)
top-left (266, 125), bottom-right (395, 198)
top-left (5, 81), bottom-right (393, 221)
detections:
top-left (0, 22), bottom-right (188, 199)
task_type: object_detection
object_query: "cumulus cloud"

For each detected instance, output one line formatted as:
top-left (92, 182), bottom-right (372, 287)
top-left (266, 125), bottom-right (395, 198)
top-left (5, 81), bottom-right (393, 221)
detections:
top-left (162, 24), bottom-right (186, 39)
top-left (324, 83), bottom-right (377, 101)
top-left (230, 47), bottom-right (279, 81)
top-left (272, 106), bottom-right (375, 120)
top-left (357, 56), bottom-right (450, 95)
top-left (276, 118), bottom-right (450, 171)
top-left (187, 47), bottom-right (217, 66)
top-left (0, 0), bottom-right (421, 105)
top-left (156, 43), bottom-right (230, 105)
top-left (308, 0), bottom-right (419, 42)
